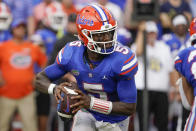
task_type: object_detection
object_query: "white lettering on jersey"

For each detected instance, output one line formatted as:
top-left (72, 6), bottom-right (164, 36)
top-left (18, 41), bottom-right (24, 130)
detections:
top-left (115, 45), bottom-right (129, 55)
top-left (175, 56), bottom-right (180, 61)
top-left (69, 41), bottom-right (82, 47)
top-left (121, 56), bottom-right (137, 71)
top-left (83, 82), bottom-right (107, 100)
top-left (188, 50), bottom-right (196, 79)
top-left (188, 50), bottom-right (196, 62)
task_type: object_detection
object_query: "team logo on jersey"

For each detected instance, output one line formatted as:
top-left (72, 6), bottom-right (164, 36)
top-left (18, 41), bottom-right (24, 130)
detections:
top-left (71, 69), bottom-right (79, 76)
top-left (10, 53), bottom-right (32, 69)
top-left (148, 57), bottom-right (162, 72)
top-left (102, 75), bottom-right (108, 80)
top-left (88, 73), bottom-right (93, 78)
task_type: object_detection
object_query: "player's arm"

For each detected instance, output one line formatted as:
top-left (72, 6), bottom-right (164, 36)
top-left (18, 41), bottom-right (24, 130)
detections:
top-left (111, 77), bottom-right (137, 115)
top-left (176, 71), bottom-right (194, 109)
top-left (34, 70), bottom-right (53, 94)
top-left (34, 63), bottom-right (70, 102)
top-left (175, 52), bottom-right (194, 110)
top-left (34, 44), bottom-right (74, 102)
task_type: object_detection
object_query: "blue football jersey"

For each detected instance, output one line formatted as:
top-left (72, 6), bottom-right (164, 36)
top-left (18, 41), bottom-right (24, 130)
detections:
top-left (162, 33), bottom-right (190, 58)
top-left (35, 29), bottom-right (57, 58)
top-left (175, 46), bottom-right (196, 96)
top-left (45, 41), bottom-right (138, 123)
top-left (0, 30), bottom-right (12, 43)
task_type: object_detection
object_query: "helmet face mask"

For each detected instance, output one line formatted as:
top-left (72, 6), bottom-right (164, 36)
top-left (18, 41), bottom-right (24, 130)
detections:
top-left (0, 3), bottom-right (12, 31)
top-left (43, 2), bottom-right (67, 31)
top-left (76, 4), bottom-right (117, 54)
top-left (82, 25), bottom-right (117, 54)
top-left (48, 12), bottom-right (67, 31)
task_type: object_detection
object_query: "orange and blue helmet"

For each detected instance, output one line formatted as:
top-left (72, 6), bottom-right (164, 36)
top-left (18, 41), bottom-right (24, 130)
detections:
top-left (76, 4), bottom-right (117, 54)
top-left (189, 17), bottom-right (196, 45)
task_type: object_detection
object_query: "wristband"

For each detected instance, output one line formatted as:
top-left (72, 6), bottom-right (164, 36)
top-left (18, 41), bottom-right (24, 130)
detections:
top-left (48, 83), bottom-right (56, 94)
top-left (90, 97), bottom-right (112, 114)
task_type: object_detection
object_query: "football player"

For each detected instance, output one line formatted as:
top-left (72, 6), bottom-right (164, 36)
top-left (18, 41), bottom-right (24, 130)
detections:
top-left (34, 4), bottom-right (138, 130)
top-left (0, 2), bottom-right (12, 42)
top-left (174, 17), bottom-right (196, 130)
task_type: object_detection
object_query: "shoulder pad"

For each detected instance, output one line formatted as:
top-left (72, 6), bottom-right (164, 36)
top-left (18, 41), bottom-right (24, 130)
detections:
top-left (56, 41), bottom-right (83, 66)
top-left (112, 46), bottom-right (138, 79)
top-left (174, 47), bottom-right (193, 74)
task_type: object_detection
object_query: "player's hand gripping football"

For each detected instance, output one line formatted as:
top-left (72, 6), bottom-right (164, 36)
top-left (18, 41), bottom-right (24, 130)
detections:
top-left (70, 89), bottom-right (91, 114)
top-left (53, 82), bottom-right (74, 103)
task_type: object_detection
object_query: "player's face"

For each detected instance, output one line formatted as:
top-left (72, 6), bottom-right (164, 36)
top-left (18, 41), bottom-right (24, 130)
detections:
top-left (174, 24), bottom-right (187, 36)
top-left (92, 30), bottom-right (114, 49)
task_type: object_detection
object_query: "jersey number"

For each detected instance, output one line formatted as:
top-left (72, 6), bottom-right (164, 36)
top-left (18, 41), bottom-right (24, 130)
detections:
top-left (188, 50), bottom-right (196, 79)
top-left (83, 82), bottom-right (108, 100)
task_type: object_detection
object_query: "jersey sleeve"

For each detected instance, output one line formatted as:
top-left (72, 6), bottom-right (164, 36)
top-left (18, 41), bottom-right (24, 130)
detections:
top-left (55, 43), bottom-right (73, 67)
top-left (174, 49), bottom-right (187, 75)
top-left (45, 43), bottom-right (73, 81)
top-left (117, 77), bottom-right (137, 103)
top-left (113, 50), bottom-right (138, 80)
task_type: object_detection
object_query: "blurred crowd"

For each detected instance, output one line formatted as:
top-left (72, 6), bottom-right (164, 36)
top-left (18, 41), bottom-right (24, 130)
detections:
top-left (0, 0), bottom-right (195, 131)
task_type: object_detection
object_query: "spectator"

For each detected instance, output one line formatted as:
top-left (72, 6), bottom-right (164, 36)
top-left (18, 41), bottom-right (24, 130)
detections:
top-left (117, 28), bottom-right (132, 47)
top-left (33, 0), bottom-right (52, 25)
top-left (131, 21), bottom-right (175, 131)
top-left (160, 0), bottom-right (192, 34)
top-left (0, 19), bottom-right (47, 131)
top-left (0, 2), bottom-right (12, 43)
top-left (33, 2), bottom-right (67, 131)
top-left (3, 0), bottom-right (35, 38)
top-left (162, 14), bottom-right (190, 59)
top-left (31, 34), bottom-right (49, 131)
top-left (37, 1), bottom-right (67, 58)
top-left (49, 13), bottom-right (78, 65)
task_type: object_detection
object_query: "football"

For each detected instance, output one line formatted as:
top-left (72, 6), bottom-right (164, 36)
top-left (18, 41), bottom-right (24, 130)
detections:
top-left (57, 86), bottom-right (78, 120)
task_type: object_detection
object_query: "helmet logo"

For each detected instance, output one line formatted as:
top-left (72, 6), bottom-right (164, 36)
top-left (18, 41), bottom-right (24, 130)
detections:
top-left (77, 15), bottom-right (94, 26)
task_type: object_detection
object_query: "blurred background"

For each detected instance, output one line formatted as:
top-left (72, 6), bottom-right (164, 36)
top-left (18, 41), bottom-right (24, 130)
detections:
top-left (0, 0), bottom-right (194, 131)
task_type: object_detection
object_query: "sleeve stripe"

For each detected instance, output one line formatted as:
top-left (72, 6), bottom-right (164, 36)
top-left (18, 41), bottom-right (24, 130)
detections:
top-left (58, 49), bottom-right (63, 63)
top-left (56, 56), bottom-right (60, 64)
top-left (175, 60), bottom-right (182, 64)
top-left (124, 54), bottom-right (134, 64)
top-left (56, 49), bottom-right (63, 65)
top-left (62, 47), bottom-right (65, 54)
top-left (120, 63), bottom-right (138, 75)
top-left (121, 55), bottom-right (137, 71)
